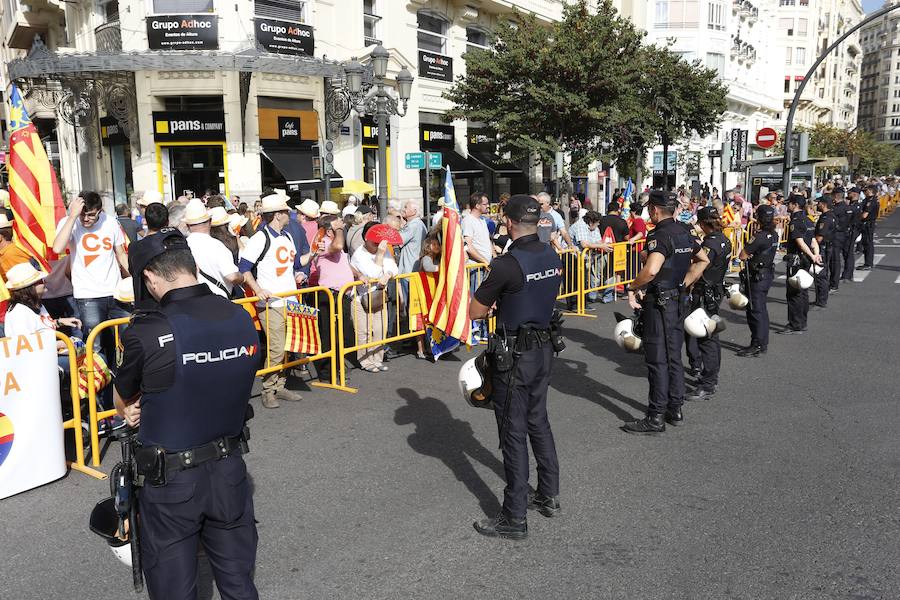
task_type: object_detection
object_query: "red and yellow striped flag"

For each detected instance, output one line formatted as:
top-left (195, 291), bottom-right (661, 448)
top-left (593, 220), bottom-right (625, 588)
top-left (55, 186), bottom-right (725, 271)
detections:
top-left (7, 85), bottom-right (66, 271)
top-left (284, 301), bottom-right (322, 356)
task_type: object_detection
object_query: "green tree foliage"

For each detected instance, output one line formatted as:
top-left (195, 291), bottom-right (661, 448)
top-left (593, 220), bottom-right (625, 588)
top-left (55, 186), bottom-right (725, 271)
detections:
top-left (778, 124), bottom-right (900, 176)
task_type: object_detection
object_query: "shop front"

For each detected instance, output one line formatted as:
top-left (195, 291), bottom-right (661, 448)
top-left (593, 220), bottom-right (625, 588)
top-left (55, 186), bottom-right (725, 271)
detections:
top-left (466, 127), bottom-right (527, 201)
top-left (361, 116), bottom-right (390, 200)
top-left (153, 110), bottom-right (228, 201)
top-left (100, 116), bottom-right (133, 205)
top-left (419, 121), bottom-right (481, 211)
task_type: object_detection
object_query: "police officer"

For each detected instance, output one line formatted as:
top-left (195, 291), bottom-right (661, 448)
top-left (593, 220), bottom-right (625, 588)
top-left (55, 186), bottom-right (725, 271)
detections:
top-left (684, 206), bottom-right (731, 401)
top-left (813, 195), bottom-right (836, 308)
top-left (468, 194), bottom-right (562, 540)
top-left (830, 187), bottom-right (851, 291)
top-left (841, 187), bottom-right (863, 281)
top-left (858, 184), bottom-right (880, 270)
top-left (736, 205), bottom-right (780, 357)
top-left (781, 194), bottom-right (822, 335)
top-left (114, 229), bottom-right (260, 599)
top-left (623, 191), bottom-right (709, 434)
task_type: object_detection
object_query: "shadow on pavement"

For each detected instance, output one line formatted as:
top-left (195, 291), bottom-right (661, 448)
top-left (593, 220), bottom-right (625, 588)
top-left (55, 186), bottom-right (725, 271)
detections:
top-left (552, 357), bottom-right (647, 421)
top-left (394, 388), bottom-right (502, 517)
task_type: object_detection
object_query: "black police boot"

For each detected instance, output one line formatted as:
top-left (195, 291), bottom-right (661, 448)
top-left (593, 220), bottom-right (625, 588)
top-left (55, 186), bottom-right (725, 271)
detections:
top-left (474, 513), bottom-right (528, 540)
top-left (527, 490), bottom-right (561, 518)
top-left (736, 345), bottom-right (763, 357)
top-left (778, 327), bottom-right (805, 335)
top-left (686, 366), bottom-right (701, 379)
top-left (623, 413), bottom-right (665, 435)
top-left (686, 387), bottom-right (715, 401)
top-left (664, 407), bottom-right (684, 426)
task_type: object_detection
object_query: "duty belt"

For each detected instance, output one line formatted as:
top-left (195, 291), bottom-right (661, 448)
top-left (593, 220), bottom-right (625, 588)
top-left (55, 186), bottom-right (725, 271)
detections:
top-left (135, 434), bottom-right (245, 477)
top-left (502, 328), bottom-right (551, 352)
top-left (647, 287), bottom-right (681, 300)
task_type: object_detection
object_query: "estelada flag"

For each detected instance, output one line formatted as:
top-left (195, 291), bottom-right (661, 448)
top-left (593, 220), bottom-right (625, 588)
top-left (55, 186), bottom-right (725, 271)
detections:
top-left (722, 204), bottom-right (737, 226)
top-left (6, 85), bottom-right (65, 271)
top-left (284, 300), bottom-right (322, 355)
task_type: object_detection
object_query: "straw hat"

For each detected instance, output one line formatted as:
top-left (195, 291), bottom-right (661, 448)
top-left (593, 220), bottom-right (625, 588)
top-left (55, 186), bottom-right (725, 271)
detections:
top-left (184, 198), bottom-right (211, 225)
top-left (4, 262), bottom-right (48, 290)
top-left (209, 206), bottom-right (230, 227)
top-left (260, 193), bottom-right (290, 213)
top-left (298, 198), bottom-right (320, 218)
top-left (137, 190), bottom-right (164, 207)
top-left (0, 213), bottom-right (12, 229)
top-left (114, 277), bottom-right (135, 303)
top-left (341, 204), bottom-right (358, 217)
top-left (320, 200), bottom-right (340, 215)
top-left (0, 189), bottom-right (9, 208)
top-left (228, 213), bottom-right (248, 236)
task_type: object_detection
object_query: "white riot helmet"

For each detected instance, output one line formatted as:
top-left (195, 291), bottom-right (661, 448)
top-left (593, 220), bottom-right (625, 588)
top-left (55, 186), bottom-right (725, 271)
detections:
top-left (614, 318), bottom-right (642, 352)
top-left (458, 354), bottom-right (493, 409)
top-left (89, 497), bottom-right (133, 567)
top-left (684, 307), bottom-right (726, 338)
top-left (788, 269), bottom-right (814, 290)
top-left (726, 283), bottom-right (749, 310)
top-left (811, 263), bottom-right (824, 275)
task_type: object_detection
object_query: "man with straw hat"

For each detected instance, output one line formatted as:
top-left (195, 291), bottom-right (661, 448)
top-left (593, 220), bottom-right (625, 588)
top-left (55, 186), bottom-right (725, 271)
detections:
top-left (183, 199), bottom-right (243, 299)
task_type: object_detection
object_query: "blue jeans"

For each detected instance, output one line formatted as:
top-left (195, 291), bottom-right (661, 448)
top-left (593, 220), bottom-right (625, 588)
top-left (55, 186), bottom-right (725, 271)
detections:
top-left (75, 296), bottom-right (130, 353)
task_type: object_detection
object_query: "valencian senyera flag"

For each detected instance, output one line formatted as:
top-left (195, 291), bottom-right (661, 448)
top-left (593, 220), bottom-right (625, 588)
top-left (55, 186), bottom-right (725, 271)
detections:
top-left (426, 167), bottom-right (471, 358)
top-left (284, 301), bottom-right (322, 356)
top-left (7, 85), bottom-right (66, 271)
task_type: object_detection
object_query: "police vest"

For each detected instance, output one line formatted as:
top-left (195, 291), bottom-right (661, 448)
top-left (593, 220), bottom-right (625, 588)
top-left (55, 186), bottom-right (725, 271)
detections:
top-left (700, 231), bottom-right (731, 287)
top-left (787, 212), bottom-right (808, 255)
top-left (497, 244), bottom-right (563, 331)
top-left (833, 205), bottom-right (852, 234)
top-left (138, 300), bottom-right (260, 452)
top-left (749, 231), bottom-right (779, 270)
top-left (816, 212), bottom-right (835, 243)
top-left (650, 219), bottom-right (694, 290)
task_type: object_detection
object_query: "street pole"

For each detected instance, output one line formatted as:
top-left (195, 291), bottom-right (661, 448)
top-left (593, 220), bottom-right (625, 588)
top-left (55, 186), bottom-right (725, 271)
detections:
top-left (783, 2), bottom-right (899, 197)
top-left (424, 151), bottom-right (431, 222)
top-left (375, 92), bottom-right (389, 222)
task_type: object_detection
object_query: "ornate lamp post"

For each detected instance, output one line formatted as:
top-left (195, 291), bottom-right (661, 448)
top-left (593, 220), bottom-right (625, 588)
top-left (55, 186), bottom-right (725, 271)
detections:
top-left (339, 45), bottom-right (413, 220)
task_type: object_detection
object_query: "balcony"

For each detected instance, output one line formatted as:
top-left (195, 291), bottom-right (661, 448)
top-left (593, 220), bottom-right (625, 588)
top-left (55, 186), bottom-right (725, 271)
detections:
top-left (4, 0), bottom-right (65, 49)
top-left (94, 20), bottom-right (121, 53)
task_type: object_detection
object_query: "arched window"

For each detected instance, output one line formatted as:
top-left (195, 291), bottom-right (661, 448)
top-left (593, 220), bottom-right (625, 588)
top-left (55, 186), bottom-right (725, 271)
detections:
top-left (417, 10), bottom-right (449, 54)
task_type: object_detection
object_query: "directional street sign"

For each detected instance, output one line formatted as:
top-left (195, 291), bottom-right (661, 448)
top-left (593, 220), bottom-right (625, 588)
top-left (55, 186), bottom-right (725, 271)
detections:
top-left (405, 151), bottom-right (443, 169)
top-left (428, 152), bottom-right (442, 169)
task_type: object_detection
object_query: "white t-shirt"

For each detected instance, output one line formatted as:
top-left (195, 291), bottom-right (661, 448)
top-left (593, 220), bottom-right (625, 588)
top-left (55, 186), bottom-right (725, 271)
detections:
top-left (56, 213), bottom-right (124, 299)
top-left (461, 213), bottom-right (492, 265)
top-left (350, 246), bottom-right (399, 279)
top-left (239, 227), bottom-right (298, 307)
top-left (4, 304), bottom-right (55, 337)
top-left (187, 231), bottom-right (239, 298)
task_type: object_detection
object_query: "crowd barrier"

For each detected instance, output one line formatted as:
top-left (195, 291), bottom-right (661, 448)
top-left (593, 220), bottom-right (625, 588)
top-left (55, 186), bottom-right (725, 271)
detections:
top-left (57, 331), bottom-right (107, 480)
top-left (578, 241), bottom-right (642, 310)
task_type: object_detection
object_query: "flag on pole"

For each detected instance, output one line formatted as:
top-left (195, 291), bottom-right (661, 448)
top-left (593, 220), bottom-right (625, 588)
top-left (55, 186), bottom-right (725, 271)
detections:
top-left (283, 301), bottom-right (322, 355)
top-left (6, 85), bottom-right (65, 271)
top-left (426, 167), bottom-right (470, 358)
top-left (623, 177), bottom-right (634, 201)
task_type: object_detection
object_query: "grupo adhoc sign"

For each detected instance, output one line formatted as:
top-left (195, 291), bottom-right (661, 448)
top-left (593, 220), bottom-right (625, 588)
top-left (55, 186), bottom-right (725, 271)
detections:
top-left (0, 330), bottom-right (67, 500)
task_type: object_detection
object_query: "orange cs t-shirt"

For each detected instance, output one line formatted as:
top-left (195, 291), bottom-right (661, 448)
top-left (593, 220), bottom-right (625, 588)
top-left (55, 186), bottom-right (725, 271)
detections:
top-left (0, 242), bottom-right (33, 325)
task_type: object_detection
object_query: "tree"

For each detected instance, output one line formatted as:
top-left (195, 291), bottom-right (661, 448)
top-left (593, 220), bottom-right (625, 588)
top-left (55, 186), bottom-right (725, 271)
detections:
top-left (444, 0), bottom-right (649, 171)
top-left (776, 124), bottom-right (900, 178)
top-left (635, 44), bottom-right (729, 190)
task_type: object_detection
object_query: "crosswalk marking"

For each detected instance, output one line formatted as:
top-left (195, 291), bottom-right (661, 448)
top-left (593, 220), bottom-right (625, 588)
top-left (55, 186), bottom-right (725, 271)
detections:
top-left (895, 273), bottom-right (900, 284)
top-left (853, 254), bottom-right (884, 283)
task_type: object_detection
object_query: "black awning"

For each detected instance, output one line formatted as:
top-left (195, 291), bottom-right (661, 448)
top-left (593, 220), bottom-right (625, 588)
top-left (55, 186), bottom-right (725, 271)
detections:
top-left (469, 152), bottom-right (524, 176)
top-left (441, 150), bottom-right (483, 176)
top-left (261, 146), bottom-right (343, 191)
top-left (287, 173), bottom-right (344, 192)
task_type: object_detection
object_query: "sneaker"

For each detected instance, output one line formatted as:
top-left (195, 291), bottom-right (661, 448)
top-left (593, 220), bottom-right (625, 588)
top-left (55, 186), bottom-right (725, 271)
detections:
top-left (261, 392), bottom-right (280, 409)
top-left (527, 491), bottom-right (561, 518)
top-left (473, 513), bottom-right (528, 540)
top-left (276, 388), bottom-right (303, 402)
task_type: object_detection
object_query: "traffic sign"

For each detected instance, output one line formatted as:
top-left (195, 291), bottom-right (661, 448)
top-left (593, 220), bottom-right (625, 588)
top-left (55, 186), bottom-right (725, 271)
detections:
top-left (428, 152), bottom-right (442, 169)
top-left (756, 128), bottom-right (778, 149)
top-left (405, 151), bottom-right (443, 169)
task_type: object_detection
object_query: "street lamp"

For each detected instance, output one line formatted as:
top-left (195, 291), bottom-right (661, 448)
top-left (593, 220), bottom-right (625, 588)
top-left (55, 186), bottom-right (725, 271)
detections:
top-left (336, 45), bottom-right (413, 220)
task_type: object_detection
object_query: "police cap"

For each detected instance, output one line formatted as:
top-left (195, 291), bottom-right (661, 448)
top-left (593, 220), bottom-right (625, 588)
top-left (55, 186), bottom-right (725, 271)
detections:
top-left (848, 187), bottom-right (861, 195)
top-left (756, 204), bottom-right (775, 225)
top-left (645, 190), bottom-right (678, 212)
top-left (504, 194), bottom-right (540, 223)
top-left (697, 206), bottom-right (720, 221)
top-left (832, 186), bottom-right (845, 196)
top-left (787, 193), bottom-right (807, 207)
top-left (129, 227), bottom-right (189, 277)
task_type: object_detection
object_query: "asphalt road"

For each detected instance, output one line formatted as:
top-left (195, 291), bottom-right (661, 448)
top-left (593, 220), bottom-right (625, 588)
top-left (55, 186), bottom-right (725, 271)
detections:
top-left (3, 212), bottom-right (899, 600)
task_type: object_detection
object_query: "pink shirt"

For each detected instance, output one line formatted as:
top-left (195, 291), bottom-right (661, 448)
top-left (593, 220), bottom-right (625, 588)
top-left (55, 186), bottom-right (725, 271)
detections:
top-left (314, 232), bottom-right (354, 291)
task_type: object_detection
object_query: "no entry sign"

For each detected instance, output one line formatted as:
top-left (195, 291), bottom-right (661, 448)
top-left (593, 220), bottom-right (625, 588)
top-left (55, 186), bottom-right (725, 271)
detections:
top-left (756, 128), bottom-right (778, 149)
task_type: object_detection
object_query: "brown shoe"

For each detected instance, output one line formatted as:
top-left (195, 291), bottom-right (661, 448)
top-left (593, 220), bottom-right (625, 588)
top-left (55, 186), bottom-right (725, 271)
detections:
top-left (261, 392), bottom-right (280, 409)
top-left (277, 388), bottom-right (303, 402)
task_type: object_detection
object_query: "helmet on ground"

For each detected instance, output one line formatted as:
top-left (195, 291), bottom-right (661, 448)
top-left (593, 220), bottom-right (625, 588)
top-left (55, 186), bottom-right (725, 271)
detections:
top-left (89, 497), bottom-right (133, 567)
top-left (726, 283), bottom-right (749, 309)
top-left (756, 204), bottom-right (775, 225)
top-left (614, 318), bottom-right (642, 352)
top-left (788, 269), bottom-right (814, 290)
top-left (458, 354), bottom-right (493, 409)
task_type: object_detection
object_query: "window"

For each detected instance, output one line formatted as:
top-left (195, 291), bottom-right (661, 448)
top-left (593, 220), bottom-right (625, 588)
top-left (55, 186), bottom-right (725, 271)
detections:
top-left (418, 11), bottom-right (449, 54)
top-left (153, 0), bottom-right (213, 12)
top-left (705, 52), bottom-right (725, 76)
top-left (707, 1), bottom-right (724, 30)
top-left (797, 18), bottom-right (807, 36)
top-left (654, 0), bottom-right (699, 29)
top-left (363, 0), bottom-right (380, 46)
top-left (780, 18), bottom-right (793, 36)
top-left (784, 79), bottom-right (790, 93)
top-left (795, 47), bottom-right (806, 63)
top-left (255, 0), bottom-right (306, 23)
top-left (654, 1), bottom-right (669, 26)
top-left (779, 0), bottom-right (795, 6)
top-left (466, 26), bottom-right (490, 50)
top-left (785, 46), bottom-right (792, 64)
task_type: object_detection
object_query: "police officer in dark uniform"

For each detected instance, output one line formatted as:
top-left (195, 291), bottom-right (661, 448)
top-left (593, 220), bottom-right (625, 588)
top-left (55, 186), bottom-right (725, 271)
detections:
top-left (781, 194), bottom-right (822, 335)
top-left (685, 206), bottom-right (731, 401)
top-left (841, 188), bottom-right (862, 281)
top-left (623, 191), bottom-right (708, 434)
top-left (830, 187), bottom-right (851, 291)
top-left (736, 204), bottom-right (780, 358)
top-left (468, 195), bottom-right (563, 540)
top-left (858, 185), bottom-right (880, 270)
top-left (114, 229), bottom-right (260, 599)
top-left (813, 195), bottom-right (836, 308)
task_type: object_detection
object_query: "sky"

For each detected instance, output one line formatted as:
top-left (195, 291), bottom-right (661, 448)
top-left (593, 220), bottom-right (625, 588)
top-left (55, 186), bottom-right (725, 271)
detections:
top-left (863, 0), bottom-right (884, 13)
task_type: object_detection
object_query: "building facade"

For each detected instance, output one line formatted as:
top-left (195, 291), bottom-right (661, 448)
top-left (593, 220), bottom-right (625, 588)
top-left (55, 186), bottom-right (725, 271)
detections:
top-left (857, 6), bottom-right (900, 145)
top-left (0, 0), bottom-right (583, 213)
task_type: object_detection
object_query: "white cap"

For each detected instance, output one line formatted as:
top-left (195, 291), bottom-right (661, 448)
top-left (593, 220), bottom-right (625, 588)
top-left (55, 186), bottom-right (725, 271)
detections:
top-left (114, 277), bottom-right (135, 303)
top-left (228, 213), bottom-right (248, 236)
top-left (183, 198), bottom-right (211, 225)
top-left (342, 204), bottom-right (358, 217)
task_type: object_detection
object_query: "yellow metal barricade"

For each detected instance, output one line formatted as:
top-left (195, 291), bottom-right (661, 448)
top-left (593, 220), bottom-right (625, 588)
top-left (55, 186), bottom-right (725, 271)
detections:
top-left (556, 248), bottom-right (585, 315)
top-left (579, 240), bottom-right (642, 307)
top-left (56, 331), bottom-right (106, 479)
top-left (84, 317), bottom-right (129, 467)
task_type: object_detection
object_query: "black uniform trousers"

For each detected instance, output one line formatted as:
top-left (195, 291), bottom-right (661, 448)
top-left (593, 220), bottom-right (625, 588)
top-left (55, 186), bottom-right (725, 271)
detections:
top-left (490, 343), bottom-right (559, 519)
top-left (862, 222), bottom-right (876, 267)
top-left (139, 455), bottom-right (258, 600)
top-left (642, 294), bottom-right (686, 415)
top-left (685, 295), bottom-right (722, 390)
top-left (745, 268), bottom-right (773, 349)
top-left (786, 268), bottom-right (809, 331)
top-left (814, 244), bottom-right (832, 306)
top-left (841, 231), bottom-right (857, 281)
top-left (829, 235), bottom-right (844, 289)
